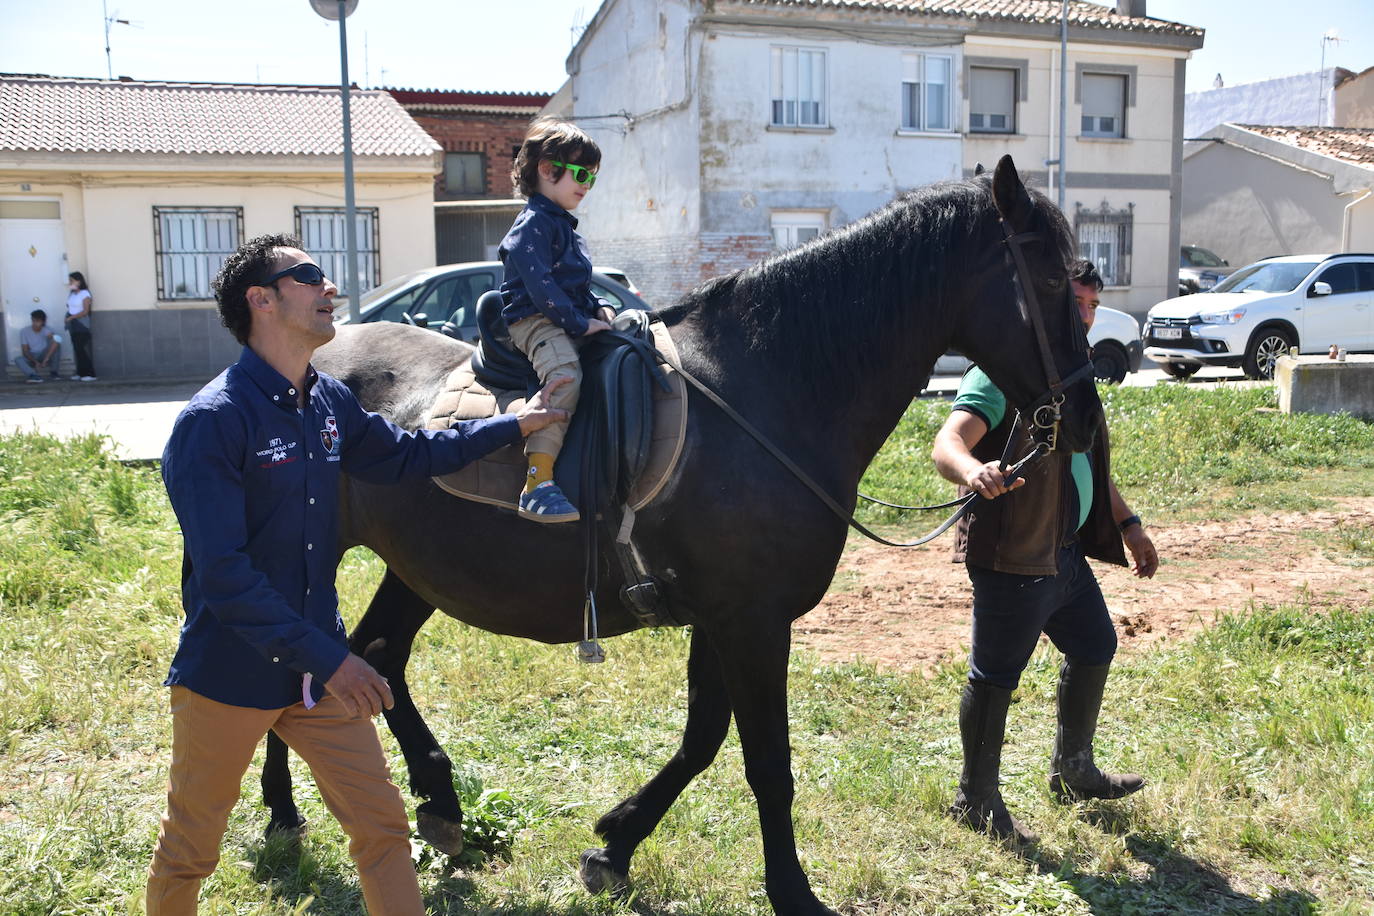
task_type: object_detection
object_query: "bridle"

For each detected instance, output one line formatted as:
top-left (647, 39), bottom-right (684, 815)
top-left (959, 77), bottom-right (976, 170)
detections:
top-left (629, 212), bottom-right (1097, 550)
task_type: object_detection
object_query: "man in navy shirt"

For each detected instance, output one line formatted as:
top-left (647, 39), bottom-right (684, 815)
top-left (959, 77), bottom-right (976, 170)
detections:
top-left (146, 234), bottom-right (568, 915)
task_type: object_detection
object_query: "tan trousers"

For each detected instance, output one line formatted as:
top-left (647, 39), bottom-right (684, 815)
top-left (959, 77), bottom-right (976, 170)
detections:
top-left (509, 314), bottom-right (581, 458)
top-left (145, 686), bottom-right (423, 916)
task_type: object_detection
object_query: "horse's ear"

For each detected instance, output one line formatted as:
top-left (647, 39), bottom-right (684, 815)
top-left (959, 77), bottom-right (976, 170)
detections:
top-left (992, 154), bottom-right (1033, 229)
top-left (973, 162), bottom-right (986, 176)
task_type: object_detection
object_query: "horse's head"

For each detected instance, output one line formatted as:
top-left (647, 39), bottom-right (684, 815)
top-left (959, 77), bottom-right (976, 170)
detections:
top-left (952, 155), bottom-right (1102, 453)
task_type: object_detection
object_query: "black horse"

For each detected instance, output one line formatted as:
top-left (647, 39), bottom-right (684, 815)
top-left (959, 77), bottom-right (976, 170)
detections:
top-left (260, 156), bottom-right (1100, 914)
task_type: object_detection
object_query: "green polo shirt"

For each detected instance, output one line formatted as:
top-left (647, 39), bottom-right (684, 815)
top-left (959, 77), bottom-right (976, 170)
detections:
top-left (953, 366), bottom-right (1092, 531)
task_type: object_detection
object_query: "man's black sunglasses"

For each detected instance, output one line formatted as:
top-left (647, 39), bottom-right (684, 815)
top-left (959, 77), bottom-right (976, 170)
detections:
top-left (260, 263), bottom-right (327, 287)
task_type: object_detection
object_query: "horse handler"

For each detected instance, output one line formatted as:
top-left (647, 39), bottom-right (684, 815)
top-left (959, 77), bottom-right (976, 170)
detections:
top-left (146, 234), bottom-right (568, 915)
top-left (931, 259), bottom-right (1159, 845)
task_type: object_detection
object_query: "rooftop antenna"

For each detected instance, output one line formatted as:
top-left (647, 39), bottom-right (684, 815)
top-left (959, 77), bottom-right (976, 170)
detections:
top-left (102, 0), bottom-right (139, 79)
top-left (1319, 29), bottom-right (1342, 125)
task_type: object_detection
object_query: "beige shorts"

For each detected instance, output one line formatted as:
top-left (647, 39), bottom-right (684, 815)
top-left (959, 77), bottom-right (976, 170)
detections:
top-left (509, 314), bottom-right (582, 456)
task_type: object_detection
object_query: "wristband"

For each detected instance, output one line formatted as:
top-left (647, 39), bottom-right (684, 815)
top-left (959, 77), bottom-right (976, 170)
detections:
top-left (1118, 514), bottom-right (1141, 533)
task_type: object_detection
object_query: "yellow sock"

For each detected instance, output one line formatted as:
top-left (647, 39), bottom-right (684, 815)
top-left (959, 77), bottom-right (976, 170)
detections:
top-left (524, 452), bottom-right (555, 494)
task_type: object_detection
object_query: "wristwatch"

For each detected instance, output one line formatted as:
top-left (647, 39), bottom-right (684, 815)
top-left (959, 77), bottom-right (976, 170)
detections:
top-left (1118, 514), bottom-right (1141, 532)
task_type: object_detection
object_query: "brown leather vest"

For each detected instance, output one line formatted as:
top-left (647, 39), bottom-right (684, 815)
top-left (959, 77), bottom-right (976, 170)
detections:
top-left (952, 408), bottom-right (1127, 576)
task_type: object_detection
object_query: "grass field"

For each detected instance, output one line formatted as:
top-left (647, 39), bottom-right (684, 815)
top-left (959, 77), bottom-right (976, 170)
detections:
top-left (1, 385), bottom-right (1372, 915)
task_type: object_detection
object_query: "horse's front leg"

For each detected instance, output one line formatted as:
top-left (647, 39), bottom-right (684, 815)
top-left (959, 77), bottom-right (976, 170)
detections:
top-left (261, 730), bottom-right (307, 837)
top-left (348, 570), bottom-right (458, 853)
top-left (711, 618), bottom-right (838, 916)
top-left (580, 625), bottom-right (733, 895)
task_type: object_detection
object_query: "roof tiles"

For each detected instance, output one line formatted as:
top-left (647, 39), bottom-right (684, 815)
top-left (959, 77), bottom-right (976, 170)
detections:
top-left (1242, 126), bottom-right (1374, 170)
top-left (0, 75), bottom-right (440, 158)
top-left (732, 0), bottom-right (1202, 37)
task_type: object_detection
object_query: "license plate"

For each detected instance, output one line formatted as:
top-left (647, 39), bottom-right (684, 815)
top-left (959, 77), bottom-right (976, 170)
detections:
top-left (1153, 326), bottom-right (1183, 340)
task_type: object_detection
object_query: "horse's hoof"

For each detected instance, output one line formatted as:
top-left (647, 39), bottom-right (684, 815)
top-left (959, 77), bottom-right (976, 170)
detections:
top-left (416, 804), bottom-right (464, 857)
top-left (579, 848), bottom-right (628, 897)
top-left (264, 812), bottom-right (307, 841)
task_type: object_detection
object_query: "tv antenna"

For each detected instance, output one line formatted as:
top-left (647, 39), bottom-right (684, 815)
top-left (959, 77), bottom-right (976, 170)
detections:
top-left (102, 1), bottom-right (141, 79)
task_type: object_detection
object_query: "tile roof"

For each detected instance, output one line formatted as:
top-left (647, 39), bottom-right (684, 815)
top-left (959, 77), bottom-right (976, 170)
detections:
top-left (731, 0), bottom-right (1203, 38)
top-left (1241, 126), bottom-right (1374, 170)
top-left (0, 74), bottom-right (440, 158)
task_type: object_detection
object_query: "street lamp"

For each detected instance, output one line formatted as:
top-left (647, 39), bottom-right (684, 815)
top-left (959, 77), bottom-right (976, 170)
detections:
top-left (309, 0), bottom-right (363, 322)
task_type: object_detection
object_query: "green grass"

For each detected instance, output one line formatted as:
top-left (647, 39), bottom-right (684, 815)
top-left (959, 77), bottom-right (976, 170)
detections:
top-left (2, 390), bottom-right (1373, 914)
top-left (856, 384), bottom-right (1374, 528)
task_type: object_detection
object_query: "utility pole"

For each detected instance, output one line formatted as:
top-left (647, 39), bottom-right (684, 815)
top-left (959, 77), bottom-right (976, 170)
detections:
top-left (310, 0), bottom-right (362, 322)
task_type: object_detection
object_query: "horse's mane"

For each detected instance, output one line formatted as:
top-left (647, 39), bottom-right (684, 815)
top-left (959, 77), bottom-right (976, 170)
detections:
top-left (657, 176), bottom-right (1073, 397)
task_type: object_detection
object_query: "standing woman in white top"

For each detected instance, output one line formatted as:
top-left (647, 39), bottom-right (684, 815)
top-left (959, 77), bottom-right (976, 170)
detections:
top-left (65, 271), bottom-right (96, 381)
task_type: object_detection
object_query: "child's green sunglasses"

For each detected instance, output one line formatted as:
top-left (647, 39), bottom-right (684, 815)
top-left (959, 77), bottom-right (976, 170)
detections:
top-left (550, 160), bottom-right (597, 188)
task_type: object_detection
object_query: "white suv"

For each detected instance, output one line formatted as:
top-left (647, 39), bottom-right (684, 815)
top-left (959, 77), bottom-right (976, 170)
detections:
top-left (1144, 254), bottom-right (1374, 379)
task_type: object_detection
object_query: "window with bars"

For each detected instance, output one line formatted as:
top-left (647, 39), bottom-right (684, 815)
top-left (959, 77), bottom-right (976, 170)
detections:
top-left (901, 53), bottom-right (952, 132)
top-left (294, 207), bottom-right (380, 298)
top-left (969, 66), bottom-right (1016, 133)
top-left (153, 207), bottom-right (242, 300)
top-left (1075, 201), bottom-right (1133, 287)
top-left (1081, 72), bottom-right (1127, 138)
top-left (770, 46), bottom-right (827, 127)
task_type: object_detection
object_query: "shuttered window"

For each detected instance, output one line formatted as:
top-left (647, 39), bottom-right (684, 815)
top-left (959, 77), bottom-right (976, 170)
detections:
top-left (1081, 73), bottom-right (1127, 138)
top-left (969, 66), bottom-right (1016, 133)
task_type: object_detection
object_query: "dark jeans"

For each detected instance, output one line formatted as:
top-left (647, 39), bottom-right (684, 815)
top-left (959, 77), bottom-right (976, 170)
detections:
top-left (967, 540), bottom-right (1117, 689)
top-left (69, 322), bottom-right (94, 377)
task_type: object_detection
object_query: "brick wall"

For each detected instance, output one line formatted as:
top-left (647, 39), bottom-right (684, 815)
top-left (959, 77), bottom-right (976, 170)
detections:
top-left (406, 111), bottom-right (536, 199)
top-left (591, 232), bottom-right (773, 307)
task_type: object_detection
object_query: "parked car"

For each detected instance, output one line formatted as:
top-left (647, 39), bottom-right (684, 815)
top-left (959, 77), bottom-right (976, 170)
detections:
top-left (1144, 253), bottom-right (1374, 380)
top-left (932, 305), bottom-right (1143, 384)
top-left (337, 261), bottom-right (649, 344)
top-left (1178, 245), bottom-right (1238, 296)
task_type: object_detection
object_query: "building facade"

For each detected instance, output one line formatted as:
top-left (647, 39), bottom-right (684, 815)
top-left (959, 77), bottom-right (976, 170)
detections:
top-left (560, 0), bottom-right (1202, 320)
top-left (386, 88), bottom-right (550, 263)
top-left (0, 75), bottom-right (440, 380)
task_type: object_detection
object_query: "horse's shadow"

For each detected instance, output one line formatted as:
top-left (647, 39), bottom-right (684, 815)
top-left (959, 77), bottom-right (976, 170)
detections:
top-left (1027, 806), bottom-right (1319, 915)
top-left (250, 836), bottom-right (720, 916)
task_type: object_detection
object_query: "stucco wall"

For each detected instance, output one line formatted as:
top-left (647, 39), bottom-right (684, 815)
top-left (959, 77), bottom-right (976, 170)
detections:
top-left (1181, 142), bottom-right (1348, 269)
top-left (1334, 69), bottom-right (1374, 129)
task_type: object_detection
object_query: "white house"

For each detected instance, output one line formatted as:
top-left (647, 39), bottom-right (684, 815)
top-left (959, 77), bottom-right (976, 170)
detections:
top-left (558, 0), bottom-right (1202, 321)
top-left (0, 75), bottom-right (441, 381)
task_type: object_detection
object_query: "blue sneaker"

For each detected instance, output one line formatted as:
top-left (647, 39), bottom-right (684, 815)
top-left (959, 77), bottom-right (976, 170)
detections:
top-left (518, 482), bottom-right (580, 523)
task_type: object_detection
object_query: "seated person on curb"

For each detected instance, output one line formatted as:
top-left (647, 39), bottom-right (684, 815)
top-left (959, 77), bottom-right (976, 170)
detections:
top-left (15, 309), bottom-right (60, 382)
top-left (931, 258), bottom-right (1160, 846)
top-left (498, 117), bottom-right (614, 523)
top-left (145, 233), bottom-right (569, 916)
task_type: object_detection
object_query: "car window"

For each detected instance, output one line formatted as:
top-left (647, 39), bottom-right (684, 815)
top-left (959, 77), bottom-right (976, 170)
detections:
top-left (445, 271), bottom-right (498, 329)
top-left (1316, 263), bottom-right (1359, 295)
top-left (1182, 246), bottom-right (1224, 268)
top-left (1212, 261), bottom-right (1318, 294)
top-left (366, 284), bottom-right (428, 322)
top-left (591, 282), bottom-right (624, 311)
top-left (1358, 263), bottom-right (1374, 292)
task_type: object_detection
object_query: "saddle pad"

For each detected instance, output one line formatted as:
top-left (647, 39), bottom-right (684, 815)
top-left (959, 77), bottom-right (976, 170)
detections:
top-left (427, 320), bottom-right (687, 512)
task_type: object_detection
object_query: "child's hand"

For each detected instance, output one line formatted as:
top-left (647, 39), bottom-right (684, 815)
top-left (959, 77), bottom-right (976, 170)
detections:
top-left (583, 318), bottom-right (612, 335)
top-left (516, 377), bottom-right (572, 435)
top-left (598, 306), bottom-right (616, 324)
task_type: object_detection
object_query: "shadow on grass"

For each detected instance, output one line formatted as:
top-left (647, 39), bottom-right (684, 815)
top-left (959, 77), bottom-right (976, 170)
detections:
top-left (1028, 806), bottom-right (1320, 915)
top-left (423, 865), bottom-right (728, 916)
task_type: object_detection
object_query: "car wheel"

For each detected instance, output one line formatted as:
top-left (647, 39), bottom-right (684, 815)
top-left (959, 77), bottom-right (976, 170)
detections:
top-left (1091, 341), bottom-right (1129, 384)
top-left (1242, 326), bottom-right (1294, 380)
top-left (1160, 361), bottom-right (1201, 380)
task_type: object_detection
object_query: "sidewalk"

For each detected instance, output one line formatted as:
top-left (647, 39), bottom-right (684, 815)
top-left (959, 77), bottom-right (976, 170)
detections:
top-left (0, 376), bottom-right (207, 461)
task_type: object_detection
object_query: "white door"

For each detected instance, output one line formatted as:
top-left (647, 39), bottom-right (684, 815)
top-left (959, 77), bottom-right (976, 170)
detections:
top-left (0, 212), bottom-right (68, 376)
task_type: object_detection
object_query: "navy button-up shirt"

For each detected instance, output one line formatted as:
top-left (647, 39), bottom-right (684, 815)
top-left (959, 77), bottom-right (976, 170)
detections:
top-left (161, 346), bottom-right (522, 709)
top-left (498, 193), bottom-right (604, 337)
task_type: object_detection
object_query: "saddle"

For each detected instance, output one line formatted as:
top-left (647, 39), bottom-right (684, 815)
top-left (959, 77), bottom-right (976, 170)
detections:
top-left (426, 292), bottom-right (689, 626)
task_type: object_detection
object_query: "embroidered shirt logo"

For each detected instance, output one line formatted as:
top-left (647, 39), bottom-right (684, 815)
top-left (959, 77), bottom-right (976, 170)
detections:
top-left (255, 436), bottom-right (298, 468)
top-left (319, 416), bottom-right (341, 456)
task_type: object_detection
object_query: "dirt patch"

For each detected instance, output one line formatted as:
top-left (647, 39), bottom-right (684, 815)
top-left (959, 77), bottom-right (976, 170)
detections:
top-left (794, 498), bottom-right (1374, 674)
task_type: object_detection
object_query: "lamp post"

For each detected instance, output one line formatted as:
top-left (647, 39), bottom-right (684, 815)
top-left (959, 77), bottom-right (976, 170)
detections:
top-left (309, 0), bottom-right (362, 322)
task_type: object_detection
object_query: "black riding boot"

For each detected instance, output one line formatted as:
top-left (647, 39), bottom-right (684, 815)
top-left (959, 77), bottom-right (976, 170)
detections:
top-left (948, 680), bottom-right (1038, 844)
top-left (1049, 659), bottom-right (1145, 801)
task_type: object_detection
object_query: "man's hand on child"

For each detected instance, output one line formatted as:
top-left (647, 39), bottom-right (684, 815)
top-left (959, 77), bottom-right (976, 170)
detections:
top-left (517, 376), bottom-right (572, 435)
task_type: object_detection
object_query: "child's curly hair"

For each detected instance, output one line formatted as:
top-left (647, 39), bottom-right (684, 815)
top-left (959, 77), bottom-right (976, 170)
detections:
top-left (510, 117), bottom-right (601, 198)
top-left (212, 233), bottom-right (302, 344)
